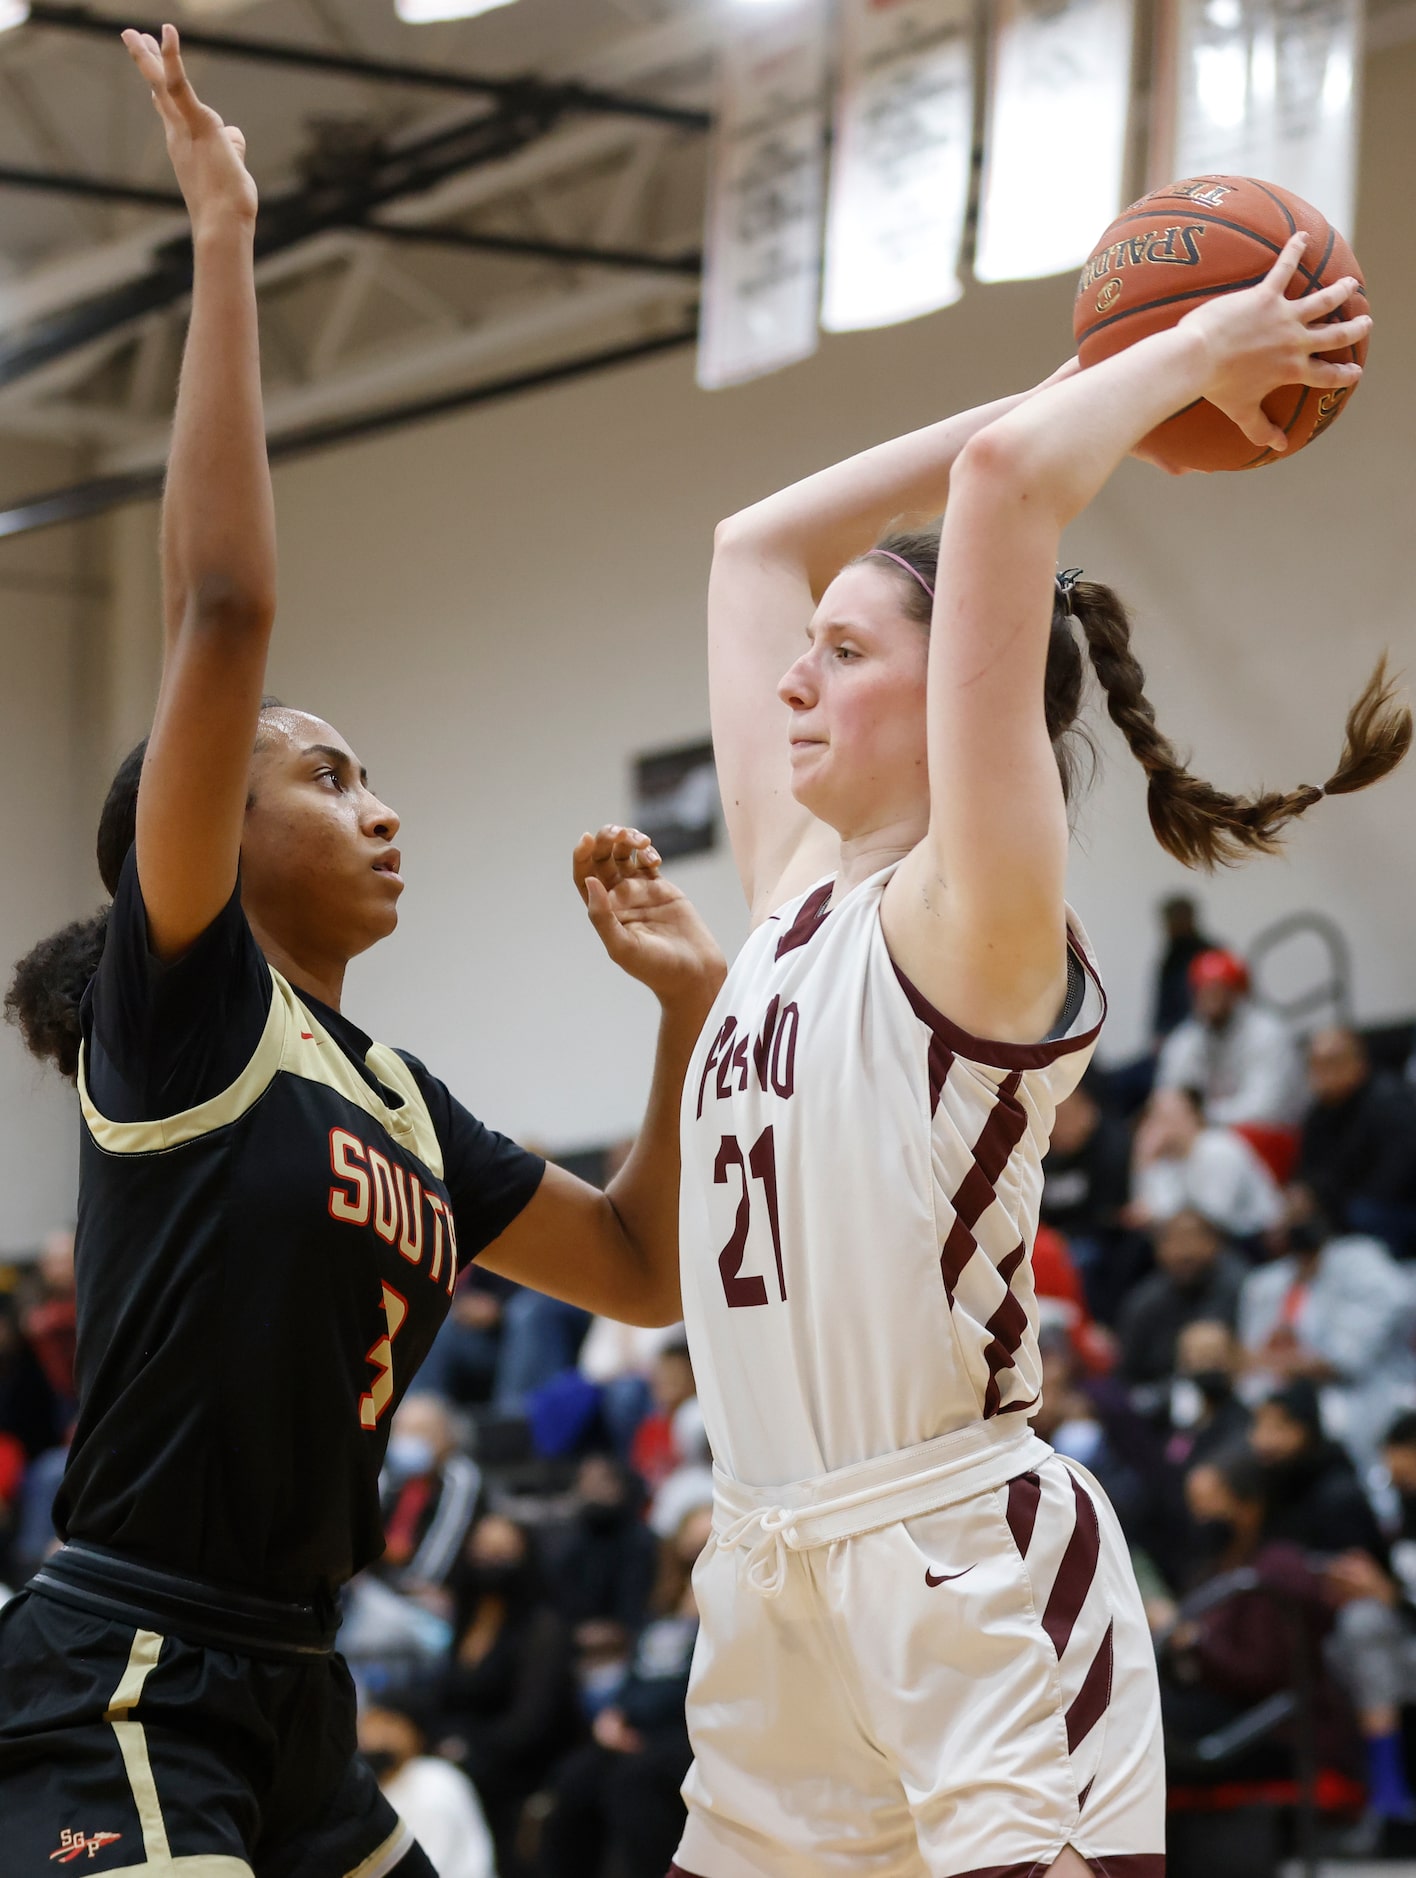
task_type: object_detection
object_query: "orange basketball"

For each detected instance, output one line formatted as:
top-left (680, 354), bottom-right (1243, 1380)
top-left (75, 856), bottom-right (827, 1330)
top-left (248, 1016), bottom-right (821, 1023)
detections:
top-left (1073, 175), bottom-right (1369, 473)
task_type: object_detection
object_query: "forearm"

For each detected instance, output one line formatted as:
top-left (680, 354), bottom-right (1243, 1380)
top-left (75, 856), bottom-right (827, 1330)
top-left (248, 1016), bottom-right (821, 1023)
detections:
top-left (604, 985), bottom-right (721, 1322)
top-left (162, 217), bottom-right (275, 638)
top-left (717, 386), bottom-right (1040, 593)
top-left (964, 326), bottom-right (1211, 528)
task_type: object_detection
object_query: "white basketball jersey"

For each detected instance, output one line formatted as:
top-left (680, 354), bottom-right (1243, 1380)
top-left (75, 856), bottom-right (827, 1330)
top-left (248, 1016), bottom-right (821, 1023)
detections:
top-left (679, 864), bottom-right (1106, 1489)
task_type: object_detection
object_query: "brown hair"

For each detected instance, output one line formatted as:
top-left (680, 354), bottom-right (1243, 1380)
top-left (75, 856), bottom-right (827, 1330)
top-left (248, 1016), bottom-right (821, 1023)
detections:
top-left (861, 527), bottom-right (1411, 869)
top-left (5, 698), bottom-right (292, 1083)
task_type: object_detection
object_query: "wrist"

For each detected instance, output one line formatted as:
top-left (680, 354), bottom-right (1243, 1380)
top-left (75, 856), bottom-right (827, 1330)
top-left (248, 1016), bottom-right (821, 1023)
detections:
top-left (191, 210), bottom-right (258, 251)
top-left (657, 960), bottom-right (727, 1021)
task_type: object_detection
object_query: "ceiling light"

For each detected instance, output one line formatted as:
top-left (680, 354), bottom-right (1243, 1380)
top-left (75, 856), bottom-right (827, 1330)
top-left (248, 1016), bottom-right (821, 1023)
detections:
top-left (394, 0), bottom-right (521, 21)
top-left (0, 3), bottom-right (30, 33)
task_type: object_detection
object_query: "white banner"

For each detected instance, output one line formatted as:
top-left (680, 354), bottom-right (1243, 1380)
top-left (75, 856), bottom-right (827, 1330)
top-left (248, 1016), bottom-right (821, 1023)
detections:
top-left (821, 0), bottom-right (975, 333)
top-left (974, 0), bottom-right (1135, 281)
top-left (1164, 0), bottom-right (1361, 235)
top-left (697, 0), bottom-right (830, 391)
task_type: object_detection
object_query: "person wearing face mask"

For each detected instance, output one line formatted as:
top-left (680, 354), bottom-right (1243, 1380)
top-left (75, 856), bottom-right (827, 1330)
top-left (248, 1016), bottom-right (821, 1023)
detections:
top-left (1239, 1187), bottom-right (1416, 1469)
top-left (537, 1505), bottom-right (711, 1878)
top-left (1116, 1208), bottom-right (1246, 1406)
top-left (549, 1454), bottom-right (658, 1679)
top-left (1248, 1381), bottom-right (1384, 1559)
top-left (434, 1515), bottom-right (580, 1876)
top-left (1322, 1412), bottom-right (1416, 1848)
top-left (378, 1394), bottom-right (483, 1598)
top-left (1161, 1448), bottom-right (1360, 1789)
top-left (358, 1700), bottom-right (495, 1878)
top-left (1165, 1319), bottom-right (1251, 1472)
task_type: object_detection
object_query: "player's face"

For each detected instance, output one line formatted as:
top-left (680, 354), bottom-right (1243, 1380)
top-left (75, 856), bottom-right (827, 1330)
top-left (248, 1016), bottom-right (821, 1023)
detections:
top-left (777, 564), bottom-right (930, 838)
top-left (240, 710), bottom-right (404, 963)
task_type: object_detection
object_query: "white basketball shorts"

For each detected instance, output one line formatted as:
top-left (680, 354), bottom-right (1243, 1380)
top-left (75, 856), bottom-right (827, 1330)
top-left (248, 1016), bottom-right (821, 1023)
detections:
top-left (671, 1451), bottom-right (1165, 1878)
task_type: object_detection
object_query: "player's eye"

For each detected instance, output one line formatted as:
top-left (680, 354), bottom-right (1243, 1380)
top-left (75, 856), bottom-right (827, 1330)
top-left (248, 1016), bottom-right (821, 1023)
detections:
top-left (317, 767), bottom-right (344, 789)
top-left (834, 645), bottom-right (860, 661)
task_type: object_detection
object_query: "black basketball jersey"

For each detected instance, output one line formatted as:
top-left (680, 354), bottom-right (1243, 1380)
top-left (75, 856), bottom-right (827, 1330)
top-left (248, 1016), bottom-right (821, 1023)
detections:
top-left (55, 851), bottom-right (544, 1599)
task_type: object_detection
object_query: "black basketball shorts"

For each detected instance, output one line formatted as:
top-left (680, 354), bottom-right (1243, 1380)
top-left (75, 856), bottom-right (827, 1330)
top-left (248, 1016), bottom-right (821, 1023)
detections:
top-left (0, 1545), bottom-right (436, 1878)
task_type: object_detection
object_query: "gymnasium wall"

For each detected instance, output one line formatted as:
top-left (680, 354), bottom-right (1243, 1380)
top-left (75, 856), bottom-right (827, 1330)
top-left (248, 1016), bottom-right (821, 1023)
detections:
top-left (0, 440), bottom-right (103, 1250)
top-left (1, 41), bottom-right (1413, 1251)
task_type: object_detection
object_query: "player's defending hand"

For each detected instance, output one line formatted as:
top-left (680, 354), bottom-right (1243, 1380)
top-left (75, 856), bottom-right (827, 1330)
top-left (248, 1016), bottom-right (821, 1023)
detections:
top-left (574, 825), bottom-right (726, 1010)
top-left (122, 24), bottom-right (257, 233)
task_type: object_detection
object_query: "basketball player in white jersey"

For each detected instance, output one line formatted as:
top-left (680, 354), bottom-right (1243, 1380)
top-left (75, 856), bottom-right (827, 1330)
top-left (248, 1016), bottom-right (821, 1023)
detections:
top-left (579, 238), bottom-right (1407, 1878)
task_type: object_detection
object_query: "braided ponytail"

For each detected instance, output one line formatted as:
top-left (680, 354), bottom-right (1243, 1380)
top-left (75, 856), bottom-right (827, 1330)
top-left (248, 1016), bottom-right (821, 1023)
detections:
top-left (1069, 580), bottom-right (1412, 868)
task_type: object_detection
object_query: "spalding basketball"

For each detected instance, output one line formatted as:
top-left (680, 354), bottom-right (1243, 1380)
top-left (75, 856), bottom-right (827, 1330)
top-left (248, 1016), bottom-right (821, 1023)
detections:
top-left (1074, 176), bottom-right (1368, 473)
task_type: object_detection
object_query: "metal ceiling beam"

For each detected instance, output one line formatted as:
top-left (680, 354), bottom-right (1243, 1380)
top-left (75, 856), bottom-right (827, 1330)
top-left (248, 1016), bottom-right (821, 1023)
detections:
top-left (0, 316), bottom-right (699, 541)
top-left (0, 164), bottom-right (699, 275)
top-left (0, 97), bottom-right (571, 390)
top-left (364, 218), bottom-right (700, 277)
top-left (0, 160), bottom-right (183, 210)
top-left (0, 11), bottom-right (717, 333)
top-left (23, 4), bottom-right (712, 132)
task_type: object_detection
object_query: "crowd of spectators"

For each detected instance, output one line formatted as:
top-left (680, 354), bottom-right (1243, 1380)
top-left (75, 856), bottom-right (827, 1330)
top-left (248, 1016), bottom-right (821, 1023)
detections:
top-left (4, 895), bottom-right (1416, 1873)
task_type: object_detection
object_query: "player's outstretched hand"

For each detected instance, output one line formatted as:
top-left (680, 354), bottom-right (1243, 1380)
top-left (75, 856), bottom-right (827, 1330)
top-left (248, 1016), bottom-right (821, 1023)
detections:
top-left (122, 24), bottom-right (257, 232)
top-left (1181, 231), bottom-right (1370, 452)
top-left (574, 825), bottom-right (726, 1009)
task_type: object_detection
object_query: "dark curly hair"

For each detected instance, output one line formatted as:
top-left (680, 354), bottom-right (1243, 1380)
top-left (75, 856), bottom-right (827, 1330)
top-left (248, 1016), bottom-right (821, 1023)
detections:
top-left (5, 698), bottom-right (290, 1085)
top-left (861, 525), bottom-right (1410, 867)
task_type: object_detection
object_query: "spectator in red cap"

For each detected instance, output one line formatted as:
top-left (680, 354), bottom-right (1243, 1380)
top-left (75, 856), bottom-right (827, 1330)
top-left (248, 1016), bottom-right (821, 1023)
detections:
top-left (1155, 948), bottom-right (1304, 1128)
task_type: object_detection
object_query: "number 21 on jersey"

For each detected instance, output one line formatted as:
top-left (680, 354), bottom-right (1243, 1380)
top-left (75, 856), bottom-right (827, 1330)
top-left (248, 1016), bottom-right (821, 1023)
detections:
top-left (715, 1126), bottom-right (786, 1309)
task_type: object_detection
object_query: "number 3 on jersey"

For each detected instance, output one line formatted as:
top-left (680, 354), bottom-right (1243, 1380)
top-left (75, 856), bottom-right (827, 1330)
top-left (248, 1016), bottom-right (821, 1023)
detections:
top-left (359, 1280), bottom-right (409, 1428)
top-left (716, 1126), bottom-right (787, 1308)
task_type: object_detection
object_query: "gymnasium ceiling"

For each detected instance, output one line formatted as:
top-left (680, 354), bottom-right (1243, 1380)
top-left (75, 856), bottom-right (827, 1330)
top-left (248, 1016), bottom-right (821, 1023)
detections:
top-left (2, 0), bottom-right (1415, 520)
top-left (0, 0), bottom-right (715, 488)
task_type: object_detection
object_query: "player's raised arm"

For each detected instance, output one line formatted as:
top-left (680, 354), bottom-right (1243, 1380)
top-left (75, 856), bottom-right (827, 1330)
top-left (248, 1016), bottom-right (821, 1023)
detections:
top-left (708, 371), bottom-right (1077, 925)
top-left (121, 26), bottom-right (275, 960)
top-left (883, 235), bottom-right (1373, 1045)
top-left (474, 826), bottom-right (726, 1326)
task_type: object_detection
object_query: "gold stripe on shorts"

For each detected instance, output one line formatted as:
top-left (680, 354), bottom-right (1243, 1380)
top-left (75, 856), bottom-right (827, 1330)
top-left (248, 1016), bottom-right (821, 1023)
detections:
top-left (103, 1628), bottom-right (171, 1867)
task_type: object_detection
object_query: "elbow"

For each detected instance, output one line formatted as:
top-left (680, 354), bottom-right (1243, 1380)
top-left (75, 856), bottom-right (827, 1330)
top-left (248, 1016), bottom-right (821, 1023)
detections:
top-left (187, 573), bottom-right (277, 636)
top-left (713, 510), bottom-right (757, 557)
top-left (952, 424), bottom-right (1069, 524)
top-left (952, 423), bottom-right (1033, 492)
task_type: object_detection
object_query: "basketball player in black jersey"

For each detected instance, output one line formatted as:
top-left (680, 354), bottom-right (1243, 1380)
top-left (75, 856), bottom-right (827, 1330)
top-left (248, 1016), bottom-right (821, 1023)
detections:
top-left (0, 28), bottom-right (725, 1878)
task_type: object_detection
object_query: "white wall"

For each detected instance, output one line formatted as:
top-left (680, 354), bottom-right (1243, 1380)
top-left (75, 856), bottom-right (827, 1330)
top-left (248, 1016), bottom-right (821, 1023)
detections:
top-left (0, 440), bottom-right (103, 1252)
top-left (3, 42), bottom-right (1414, 1234)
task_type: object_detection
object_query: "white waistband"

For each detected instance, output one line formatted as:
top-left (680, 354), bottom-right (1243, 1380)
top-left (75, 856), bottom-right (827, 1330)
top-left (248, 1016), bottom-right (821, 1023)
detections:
top-left (711, 1420), bottom-right (1053, 1597)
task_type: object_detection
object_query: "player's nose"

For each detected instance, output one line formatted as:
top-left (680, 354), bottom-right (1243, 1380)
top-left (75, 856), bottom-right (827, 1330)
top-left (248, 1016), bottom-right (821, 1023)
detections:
top-left (362, 791), bottom-right (400, 841)
top-left (777, 653), bottom-right (816, 709)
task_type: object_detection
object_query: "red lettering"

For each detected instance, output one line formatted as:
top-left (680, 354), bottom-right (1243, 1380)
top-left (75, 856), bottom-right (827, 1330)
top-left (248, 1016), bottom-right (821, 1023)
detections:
top-left (394, 1167), bottom-right (425, 1266)
top-left (697, 1017), bottom-right (736, 1120)
top-left (367, 1148), bottom-right (398, 1244)
top-left (427, 1194), bottom-right (448, 1284)
top-left (752, 996), bottom-right (780, 1092)
top-left (715, 1127), bottom-right (787, 1308)
top-left (715, 1136), bottom-right (768, 1308)
top-left (771, 1002), bottom-right (800, 1098)
top-left (328, 1129), bottom-right (371, 1225)
top-left (442, 1205), bottom-right (460, 1294)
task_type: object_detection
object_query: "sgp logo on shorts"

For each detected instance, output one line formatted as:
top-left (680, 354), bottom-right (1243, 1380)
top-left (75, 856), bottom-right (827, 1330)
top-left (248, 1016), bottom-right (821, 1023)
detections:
top-left (49, 1829), bottom-right (123, 1864)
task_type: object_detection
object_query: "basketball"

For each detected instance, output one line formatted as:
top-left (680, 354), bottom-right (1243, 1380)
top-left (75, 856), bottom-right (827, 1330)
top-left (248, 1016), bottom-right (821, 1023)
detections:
top-left (1074, 176), bottom-right (1369, 472)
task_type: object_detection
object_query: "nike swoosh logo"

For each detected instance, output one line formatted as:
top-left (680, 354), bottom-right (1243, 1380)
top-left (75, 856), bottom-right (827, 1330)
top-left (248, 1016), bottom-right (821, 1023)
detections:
top-left (924, 1564), bottom-right (976, 1588)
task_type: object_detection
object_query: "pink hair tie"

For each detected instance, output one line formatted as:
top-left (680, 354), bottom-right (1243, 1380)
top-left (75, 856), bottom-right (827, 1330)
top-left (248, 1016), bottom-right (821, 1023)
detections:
top-left (868, 548), bottom-right (935, 602)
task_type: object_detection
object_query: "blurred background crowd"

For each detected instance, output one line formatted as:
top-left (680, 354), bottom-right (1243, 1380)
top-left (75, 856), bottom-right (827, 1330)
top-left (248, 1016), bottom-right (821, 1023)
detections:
top-left (3, 891), bottom-right (1416, 1878)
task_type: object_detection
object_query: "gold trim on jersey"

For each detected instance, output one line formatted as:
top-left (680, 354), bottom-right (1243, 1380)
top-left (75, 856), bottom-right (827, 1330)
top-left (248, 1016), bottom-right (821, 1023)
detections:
top-left (78, 969), bottom-right (445, 1180)
top-left (343, 1819), bottom-right (415, 1878)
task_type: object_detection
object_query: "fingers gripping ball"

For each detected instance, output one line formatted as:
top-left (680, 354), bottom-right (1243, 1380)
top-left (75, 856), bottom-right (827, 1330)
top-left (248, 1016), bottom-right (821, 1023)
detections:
top-left (1075, 175), bottom-right (1368, 472)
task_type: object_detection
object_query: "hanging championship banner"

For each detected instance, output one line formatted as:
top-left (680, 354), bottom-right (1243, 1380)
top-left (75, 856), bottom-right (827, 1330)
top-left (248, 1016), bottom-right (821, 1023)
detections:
top-left (697, 0), bottom-right (830, 391)
top-left (974, 0), bottom-right (1135, 282)
top-left (1160, 0), bottom-right (1360, 234)
top-left (821, 0), bottom-right (975, 334)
